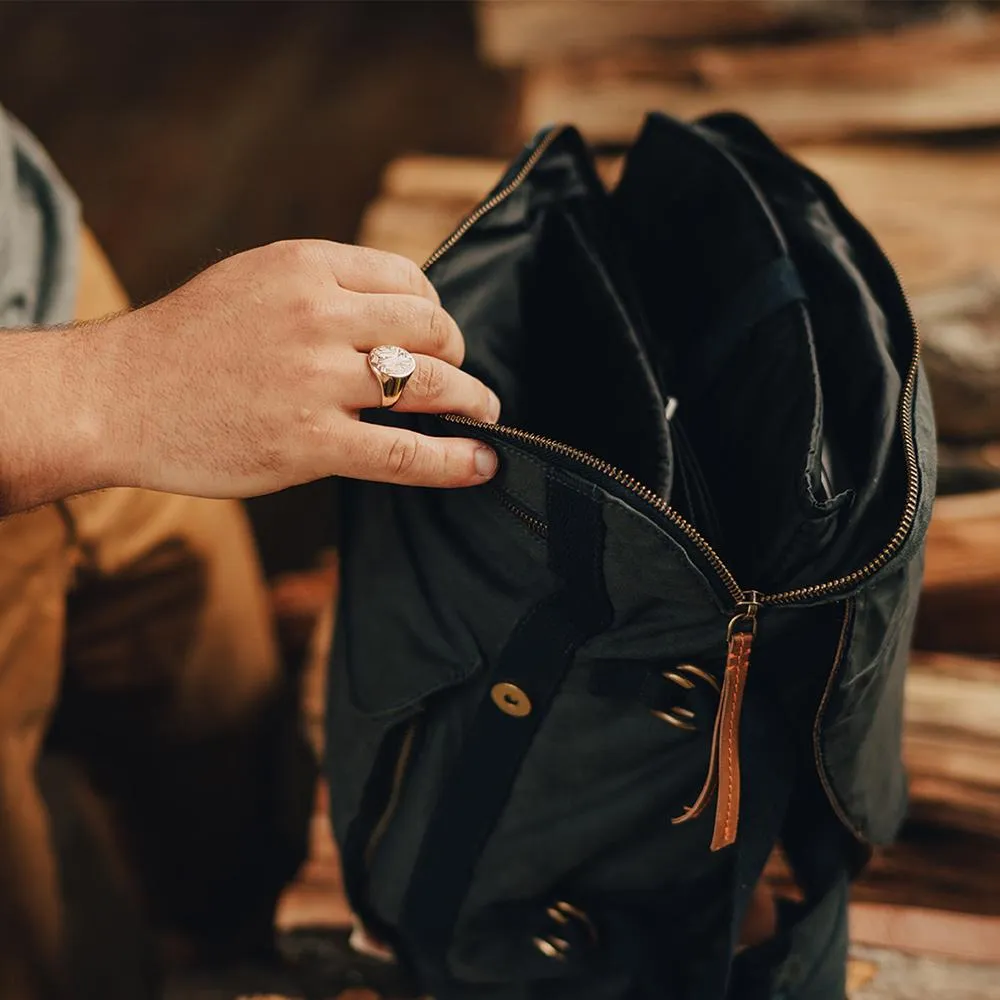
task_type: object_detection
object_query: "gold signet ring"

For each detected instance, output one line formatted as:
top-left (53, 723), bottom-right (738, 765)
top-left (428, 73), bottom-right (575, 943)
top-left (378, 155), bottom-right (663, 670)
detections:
top-left (367, 345), bottom-right (417, 408)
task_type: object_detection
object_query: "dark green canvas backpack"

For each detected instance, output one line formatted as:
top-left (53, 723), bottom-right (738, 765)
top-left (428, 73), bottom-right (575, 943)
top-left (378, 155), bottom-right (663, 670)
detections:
top-left (327, 112), bottom-right (935, 999)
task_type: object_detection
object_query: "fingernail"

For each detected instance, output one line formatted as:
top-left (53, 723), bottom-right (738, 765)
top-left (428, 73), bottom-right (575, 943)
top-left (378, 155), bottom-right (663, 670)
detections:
top-left (488, 391), bottom-right (502, 423)
top-left (474, 446), bottom-right (498, 479)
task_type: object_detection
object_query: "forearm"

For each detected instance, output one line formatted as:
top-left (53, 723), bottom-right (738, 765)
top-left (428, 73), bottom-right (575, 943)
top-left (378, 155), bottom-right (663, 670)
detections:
top-left (0, 224), bottom-right (132, 515)
top-left (0, 323), bottom-right (113, 514)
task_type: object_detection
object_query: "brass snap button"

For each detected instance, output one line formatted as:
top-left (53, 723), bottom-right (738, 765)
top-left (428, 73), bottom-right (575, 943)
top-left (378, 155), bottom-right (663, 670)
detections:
top-left (491, 682), bottom-right (532, 717)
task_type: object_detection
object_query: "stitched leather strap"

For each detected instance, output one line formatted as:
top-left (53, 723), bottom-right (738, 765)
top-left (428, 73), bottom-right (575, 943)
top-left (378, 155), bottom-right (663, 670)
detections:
top-left (712, 630), bottom-right (753, 850)
top-left (672, 617), bottom-right (755, 851)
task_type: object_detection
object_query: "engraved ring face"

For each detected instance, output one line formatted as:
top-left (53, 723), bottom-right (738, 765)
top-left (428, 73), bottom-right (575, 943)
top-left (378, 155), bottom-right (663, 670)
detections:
top-left (368, 345), bottom-right (417, 407)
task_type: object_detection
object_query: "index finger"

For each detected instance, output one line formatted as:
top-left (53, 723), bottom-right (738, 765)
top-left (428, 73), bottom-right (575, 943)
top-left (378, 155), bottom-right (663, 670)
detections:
top-left (338, 421), bottom-right (498, 488)
top-left (319, 242), bottom-right (440, 305)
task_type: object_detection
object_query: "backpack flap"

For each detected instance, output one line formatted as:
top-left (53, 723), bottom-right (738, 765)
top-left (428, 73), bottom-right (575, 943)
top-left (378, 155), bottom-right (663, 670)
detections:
top-left (699, 112), bottom-right (936, 592)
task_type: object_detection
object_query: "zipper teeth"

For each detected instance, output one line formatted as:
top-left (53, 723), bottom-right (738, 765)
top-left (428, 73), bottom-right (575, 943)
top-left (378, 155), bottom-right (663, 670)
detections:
top-left (422, 128), bottom-right (567, 271)
top-left (496, 486), bottom-right (548, 538)
top-left (427, 133), bottom-right (923, 610)
top-left (364, 722), bottom-right (418, 868)
top-left (766, 334), bottom-right (921, 605)
top-left (449, 414), bottom-right (744, 603)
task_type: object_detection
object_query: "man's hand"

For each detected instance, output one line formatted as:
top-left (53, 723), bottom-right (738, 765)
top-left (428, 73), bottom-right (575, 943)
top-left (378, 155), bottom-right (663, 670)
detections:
top-left (1, 240), bottom-right (501, 512)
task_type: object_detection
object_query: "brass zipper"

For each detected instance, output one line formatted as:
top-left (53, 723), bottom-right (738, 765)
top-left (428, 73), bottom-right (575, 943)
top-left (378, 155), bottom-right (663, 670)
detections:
top-left (496, 485), bottom-right (548, 538)
top-left (450, 414), bottom-right (746, 605)
top-left (445, 346), bottom-right (919, 608)
top-left (364, 721), bottom-right (418, 868)
top-left (423, 127), bottom-right (568, 270)
top-left (423, 123), bottom-right (922, 613)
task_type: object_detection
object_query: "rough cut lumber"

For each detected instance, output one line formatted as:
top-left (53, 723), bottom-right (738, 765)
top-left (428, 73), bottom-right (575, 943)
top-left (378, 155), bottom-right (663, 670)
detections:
top-left (359, 155), bottom-right (624, 266)
top-left (766, 821), bottom-right (1000, 918)
top-left (518, 12), bottom-right (1000, 145)
top-left (851, 907), bottom-right (1000, 966)
top-left (477, 1), bottom-right (795, 66)
top-left (937, 442), bottom-right (1000, 495)
top-left (905, 652), bottom-right (1000, 838)
top-left (359, 196), bottom-right (474, 271)
top-left (916, 490), bottom-right (1000, 654)
top-left (475, 0), bottom-right (942, 67)
top-left (849, 943), bottom-right (1000, 1000)
top-left (923, 487), bottom-right (1000, 590)
top-left (795, 144), bottom-right (1000, 296)
top-left (379, 156), bottom-right (507, 202)
top-left (911, 276), bottom-right (1000, 440)
top-left (358, 155), bottom-right (500, 263)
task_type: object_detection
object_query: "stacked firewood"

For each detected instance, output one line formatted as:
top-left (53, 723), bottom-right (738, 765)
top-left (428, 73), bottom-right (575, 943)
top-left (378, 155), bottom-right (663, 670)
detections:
top-left (481, 0), bottom-right (1000, 145)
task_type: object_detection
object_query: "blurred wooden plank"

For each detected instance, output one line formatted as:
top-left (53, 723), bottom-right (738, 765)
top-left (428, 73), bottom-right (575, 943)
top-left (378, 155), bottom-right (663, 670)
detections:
top-left (380, 156), bottom-right (507, 202)
top-left (917, 490), bottom-right (1000, 654)
top-left (764, 821), bottom-right (1000, 916)
top-left (848, 944), bottom-right (1000, 999)
top-left (475, 0), bottom-right (925, 67)
top-left (847, 958), bottom-right (880, 995)
top-left (857, 824), bottom-right (1000, 917)
top-left (904, 656), bottom-right (1000, 838)
top-left (851, 905), bottom-right (1000, 965)
top-left (359, 197), bottom-right (472, 266)
top-left (359, 154), bottom-right (626, 264)
top-left (915, 580), bottom-right (1000, 657)
top-left (276, 782), bottom-right (352, 932)
top-left (912, 276), bottom-right (1000, 440)
top-left (907, 653), bottom-right (1000, 740)
top-left (796, 144), bottom-right (1000, 293)
top-left (520, 13), bottom-right (1000, 144)
top-left (924, 489), bottom-right (1000, 588)
top-left (937, 442), bottom-right (1000, 495)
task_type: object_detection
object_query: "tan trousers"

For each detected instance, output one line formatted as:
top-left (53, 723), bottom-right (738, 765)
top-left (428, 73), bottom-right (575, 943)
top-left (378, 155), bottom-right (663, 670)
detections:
top-left (0, 231), bottom-right (314, 999)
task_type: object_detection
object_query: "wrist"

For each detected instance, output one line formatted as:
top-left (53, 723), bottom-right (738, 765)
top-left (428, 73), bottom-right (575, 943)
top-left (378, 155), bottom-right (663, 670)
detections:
top-left (0, 320), bottom-right (122, 512)
top-left (58, 318), bottom-right (126, 493)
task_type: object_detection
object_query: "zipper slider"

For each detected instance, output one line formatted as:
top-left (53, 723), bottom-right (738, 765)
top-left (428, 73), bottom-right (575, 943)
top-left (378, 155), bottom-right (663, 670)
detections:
top-left (673, 592), bottom-right (760, 852)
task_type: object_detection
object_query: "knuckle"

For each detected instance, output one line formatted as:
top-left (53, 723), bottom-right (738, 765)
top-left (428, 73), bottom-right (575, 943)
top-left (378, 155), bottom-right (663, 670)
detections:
top-left (385, 434), bottom-right (421, 478)
top-left (346, 243), bottom-right (381, 277)
top-left (426, 305), bottom-right (452, 356)
top-left (272, 238), bottom-right (345, 277)
top-left (296, 345), bottom-right (330, 383)
top-left (288, 287), bottom-right (325, 328)
top-left (412, 358), bottom-right (447, 401)
top-left (481, 382), bottom-right (496, 416)
top-left (270, 239), bottom-right (313, 267)
top-left (291, 286), bottom-right (349, 333)
top-left (374, 249), bottom-right (425, 293)
top-left (393, 294), bottom-right (427, 332)
top-left (399, 255), bottom-right (430, 297)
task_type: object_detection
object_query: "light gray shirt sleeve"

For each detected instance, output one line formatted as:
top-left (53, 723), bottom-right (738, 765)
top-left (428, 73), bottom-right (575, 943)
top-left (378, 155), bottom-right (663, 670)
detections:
top-left (0, 106), bottom-right (80, 329)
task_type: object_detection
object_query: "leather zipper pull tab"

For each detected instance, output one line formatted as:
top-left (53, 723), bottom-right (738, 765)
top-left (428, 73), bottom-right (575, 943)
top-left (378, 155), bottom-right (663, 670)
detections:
top-left (709, 594), bottom-right (759, 851)
top-left (672, 593), bottom-right (759, 848)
